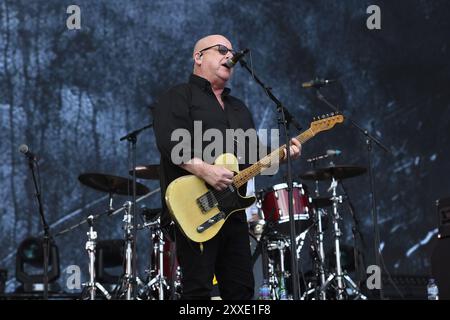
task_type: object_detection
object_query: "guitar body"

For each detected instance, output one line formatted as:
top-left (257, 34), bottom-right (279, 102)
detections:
top-left (165, 153), bottom-right (256, 243)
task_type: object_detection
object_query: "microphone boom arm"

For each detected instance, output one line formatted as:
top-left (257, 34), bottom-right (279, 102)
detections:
top-left (239, 59), bottom-right (302, 131)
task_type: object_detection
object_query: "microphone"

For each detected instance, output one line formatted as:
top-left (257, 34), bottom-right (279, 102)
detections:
top-left (18, 144), bottom-right (38, 161)
top-left (307, 149), bottom-right (341, 162)
top-left (302, 78), bottom-right (336, 89)
top-left (326, 149), bottom-right (342, 156)
top-left (224, 48), bottom-right (250, 68)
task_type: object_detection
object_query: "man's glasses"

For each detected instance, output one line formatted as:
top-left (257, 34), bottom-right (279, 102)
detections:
top-left (199, 44), bottom-right (235, 56)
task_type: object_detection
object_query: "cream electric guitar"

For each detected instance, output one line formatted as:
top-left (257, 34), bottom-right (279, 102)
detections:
top-left (165, 113), bottom-right (344, 242)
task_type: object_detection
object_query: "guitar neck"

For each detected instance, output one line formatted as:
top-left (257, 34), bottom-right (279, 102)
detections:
top-left (233, 128), bottom-right (315, 188)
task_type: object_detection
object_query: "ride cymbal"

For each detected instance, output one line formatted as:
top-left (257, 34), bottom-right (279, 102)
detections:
top-left (299, 165), bottom-right (367, 181)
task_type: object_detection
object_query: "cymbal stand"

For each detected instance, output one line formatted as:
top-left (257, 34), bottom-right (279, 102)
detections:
top-left (147, 218), bottom-right (169, 300)
top-left (323, 177), bottom-right (345, 299)
top-left (321, 177), bottom-right (367, 300)
top-left (308, 160), bottom-right (327, 300)
top-left (120, 123), bottom-right (153, 299)
top-left (137, 217), bottom-right (171, 300)
top-left (119, 201), bottom-right (134, 300)
top-left (313, 206), bottom-right (328, 300)
top-left (82, 215), bottom-right (111, 300)
top-left (312, 177), bottom-right (328, 300)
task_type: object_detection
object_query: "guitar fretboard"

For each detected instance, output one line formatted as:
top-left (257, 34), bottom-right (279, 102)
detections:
top-left (233, 128), bottom-right (315, 188)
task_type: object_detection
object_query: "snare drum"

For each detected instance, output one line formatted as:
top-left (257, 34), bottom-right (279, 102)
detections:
top-left (261, 182), bottom-right (312, 235)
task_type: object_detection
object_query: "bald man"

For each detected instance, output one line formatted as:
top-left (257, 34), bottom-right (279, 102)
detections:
top-left (152, 35), bottom-right (301, 300)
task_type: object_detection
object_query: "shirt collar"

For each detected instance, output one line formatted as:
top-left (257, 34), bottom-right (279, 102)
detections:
top-left (189, 74), bottom-right (231, 97)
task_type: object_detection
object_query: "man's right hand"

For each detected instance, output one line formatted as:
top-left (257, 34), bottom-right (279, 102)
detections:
top-left (181, 158), bottom-right (234, 191)
top-left (200, 163), bottom-right (234, 191)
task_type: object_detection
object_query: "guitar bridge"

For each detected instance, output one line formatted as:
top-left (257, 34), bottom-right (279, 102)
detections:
top-left (196, 191), bottom-right (219, 213)
top-left (196, 212), bottom-right (226, 233)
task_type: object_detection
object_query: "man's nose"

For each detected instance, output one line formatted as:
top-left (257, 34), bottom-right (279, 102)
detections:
top-left (225, 51), bottom-right (234, 60)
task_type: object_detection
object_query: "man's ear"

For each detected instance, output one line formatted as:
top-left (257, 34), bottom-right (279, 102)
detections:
top-left (194, 52), bottom-right (202, 65)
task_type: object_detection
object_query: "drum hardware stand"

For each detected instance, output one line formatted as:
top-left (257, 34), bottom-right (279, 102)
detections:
top-left (320, 177), bottom-right (366, 300)
top-left (137, 217), bottom-right (179, 300)
top-left (115, 201), bottom-right (137, 300)
top-left (308, 159), bottom-right (328, 300)
top-left (266, 261), bottom-right (276, 299)
top-left (320, 271), bottom-right (367, 300)
top-left (312, 207), bottom-right (328, 300)
top-left (120, 123), bottom-right (153, 299)
top-left (315, 88), bottom-right (390, 299)
top-left (265, 242), bottom-right (281, 300)
top-left (124, 201), bottom-right (134, 300)
top-left (82, 215), bottom-right (111, 300)
top-left (107, 192), bottom-right (114, 213)
top-left (328, 177), bottom-right (344, 299)
top-left (146, 218), bottom-right (169, 300)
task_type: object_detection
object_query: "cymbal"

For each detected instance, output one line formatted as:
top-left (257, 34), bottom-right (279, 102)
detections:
top-left (310, 197), bottom-right (333, 208)
top-left (129, 165), bottom-right (159, 180)
top-left (299, 165), bottom-right (367, 181)
top-left (79, 173), bottom-right (150, 196)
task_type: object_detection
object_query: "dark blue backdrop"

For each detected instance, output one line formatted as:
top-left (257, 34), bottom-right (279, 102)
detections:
top-left (1, 0), bottom-right (449, 295)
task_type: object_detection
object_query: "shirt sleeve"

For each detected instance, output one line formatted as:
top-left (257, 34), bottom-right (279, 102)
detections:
top-left (151, 86), bottom-right (194, 164)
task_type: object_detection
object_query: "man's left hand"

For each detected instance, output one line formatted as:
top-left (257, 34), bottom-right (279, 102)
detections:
top-left (282, 138), bottom-right (302, 161)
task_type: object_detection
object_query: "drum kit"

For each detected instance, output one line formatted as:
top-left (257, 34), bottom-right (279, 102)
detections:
top-left (57, 154), bottom-right (368, 301)
top-left (250, 163), bottom-right (369, 300)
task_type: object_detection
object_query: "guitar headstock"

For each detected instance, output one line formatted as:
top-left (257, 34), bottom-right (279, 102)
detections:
top-left (310, 112), bottom-right (344, 134)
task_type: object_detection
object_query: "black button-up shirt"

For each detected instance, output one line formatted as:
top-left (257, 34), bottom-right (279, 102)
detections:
top-left (151, 74), bottom-right (258, 225)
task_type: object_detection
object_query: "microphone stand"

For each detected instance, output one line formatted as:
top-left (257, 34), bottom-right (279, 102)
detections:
top-left (27, 156), bottom-right (51, 299)
top-left (119, 123), bottom-right (153, 299)
top-left (315, 89), bottom-right (390, 299)
top-left (239, 58), bottom-right (302, 300)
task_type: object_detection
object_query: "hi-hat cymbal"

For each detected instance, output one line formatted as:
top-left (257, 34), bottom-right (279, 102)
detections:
top-left (79, 173), bottom-right (150, 196)
top-left (310, 197), bottom-right (333, 208)
top-left (299, 165), bottom-right (367, 181)
top-left (129, 165), bottom-right (160, 180)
